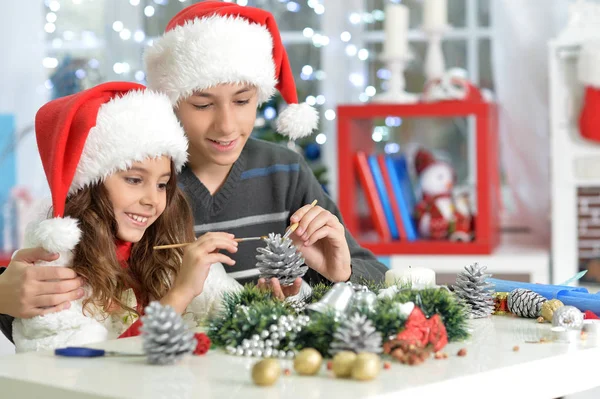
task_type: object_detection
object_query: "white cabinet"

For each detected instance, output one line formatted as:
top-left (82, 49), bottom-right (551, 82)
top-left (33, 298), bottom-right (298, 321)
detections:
top-left (549, 36), bottom-right (600, 285)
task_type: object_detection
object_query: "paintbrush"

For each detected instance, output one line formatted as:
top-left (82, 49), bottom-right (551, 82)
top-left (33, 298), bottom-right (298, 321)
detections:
top-left (153, 236), bottom-right (266, 250)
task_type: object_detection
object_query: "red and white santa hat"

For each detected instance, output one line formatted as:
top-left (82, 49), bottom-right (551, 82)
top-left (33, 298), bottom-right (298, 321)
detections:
top-left (414, 148), bottom-right (454, 179)
top-left (29, 81), bottom-right (188, 253)
top-left (578, 40), bottom-right (600, 143)
top-left (144, 1), bottom-right (318, 140)
top-left (414, 149), bottom-right (438, 176)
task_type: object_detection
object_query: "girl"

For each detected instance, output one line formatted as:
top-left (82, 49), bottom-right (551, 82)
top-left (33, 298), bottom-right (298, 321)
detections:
top-left (12, 81), bottom-right (241, 352)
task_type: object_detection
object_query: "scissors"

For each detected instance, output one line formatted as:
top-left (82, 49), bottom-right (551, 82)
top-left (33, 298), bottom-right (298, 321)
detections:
top-left (55, 347), bottom-right (145, 358)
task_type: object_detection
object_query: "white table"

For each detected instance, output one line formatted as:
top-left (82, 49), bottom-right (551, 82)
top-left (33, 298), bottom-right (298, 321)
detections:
top-left (0, 316), bottom-right (598, 399)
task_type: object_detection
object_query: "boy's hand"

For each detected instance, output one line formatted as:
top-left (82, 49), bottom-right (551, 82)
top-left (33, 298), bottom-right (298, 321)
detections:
top-left (288, 204), bottom-right (351, 283)
top-left (257, 277), bottom-right (302, 300)
top-left (0, 247), bottom-right (85, 318)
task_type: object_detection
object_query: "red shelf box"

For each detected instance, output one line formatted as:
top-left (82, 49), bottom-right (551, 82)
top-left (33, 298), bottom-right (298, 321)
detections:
top-left (0, 253), bottom-right (11, 267)
top-left (337, 100), bottom-right (501, 255)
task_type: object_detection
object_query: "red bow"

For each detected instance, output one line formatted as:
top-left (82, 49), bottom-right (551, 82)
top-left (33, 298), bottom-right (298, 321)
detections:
top-left (395, 307), bottom-right (448, 353)
top-left (194, 332), bottom-right (211, 355)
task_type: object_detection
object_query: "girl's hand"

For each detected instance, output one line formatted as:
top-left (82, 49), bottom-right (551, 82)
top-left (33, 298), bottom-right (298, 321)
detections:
top-left (161, 232), bottom-right (238, 313)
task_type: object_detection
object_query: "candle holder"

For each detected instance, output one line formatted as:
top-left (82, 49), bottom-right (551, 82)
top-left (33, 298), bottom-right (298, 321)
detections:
top-left (372, 52), bottom-right (419, 104)
top-left (422, 24), bottom-right (451, 82)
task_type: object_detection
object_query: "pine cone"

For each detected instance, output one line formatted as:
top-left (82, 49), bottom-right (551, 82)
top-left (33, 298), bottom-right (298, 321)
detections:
top-left (507, 289), bottom-right (547, 318)
top-left (256, 233), bottom-right (308, 286)
top-left (141, 302), bottom-right (197, 365)
top-left (330, 313), bottom-right (382, 355)
top-left (453, 263), bottom-right (495, 318)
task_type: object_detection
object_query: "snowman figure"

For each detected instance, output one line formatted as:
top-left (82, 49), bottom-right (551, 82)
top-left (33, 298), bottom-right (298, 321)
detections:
top-left (413, 148), bottom-right (473, 241)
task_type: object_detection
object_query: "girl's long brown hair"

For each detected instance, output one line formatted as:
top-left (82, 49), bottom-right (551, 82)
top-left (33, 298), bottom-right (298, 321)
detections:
top-left (62, 161), bottom-right (195, 317)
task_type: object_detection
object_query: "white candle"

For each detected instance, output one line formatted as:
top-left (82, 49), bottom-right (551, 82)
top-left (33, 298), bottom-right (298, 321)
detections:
top-left (423, 0), bottom-right (447, 30)
top-left (385, 266), bottom-right (437, 288)
top-left (383, 3), bottom-right (409, 58)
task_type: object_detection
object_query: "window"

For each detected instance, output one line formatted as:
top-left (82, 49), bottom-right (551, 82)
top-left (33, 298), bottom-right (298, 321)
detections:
top-left (41, 0), bottom-right (517, 223)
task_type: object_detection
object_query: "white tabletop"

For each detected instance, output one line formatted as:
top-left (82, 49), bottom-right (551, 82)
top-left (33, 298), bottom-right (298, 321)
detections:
top-left (0, 316), bottom-right (598, 399)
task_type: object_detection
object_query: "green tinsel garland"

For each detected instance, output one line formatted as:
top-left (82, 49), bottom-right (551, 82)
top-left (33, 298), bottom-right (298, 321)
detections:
top-left (294, 310), bottom-right (341, 357)
top-left (207, 284), bottom-right (469, 355)
top-left (307, 282), bottom-right (331, 304)
top-left (368, 298), bottom-right (410, 340)
top-left (207, 285), bottom-right (289, 347)
top-left (208, 300), bottom-right (290, 348)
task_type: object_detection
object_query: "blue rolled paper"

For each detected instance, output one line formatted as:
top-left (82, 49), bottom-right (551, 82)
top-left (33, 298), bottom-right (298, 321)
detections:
top-left (487, 278), bottom-right (588, 300)
top-left (557, 290), bottom-right (600, 315)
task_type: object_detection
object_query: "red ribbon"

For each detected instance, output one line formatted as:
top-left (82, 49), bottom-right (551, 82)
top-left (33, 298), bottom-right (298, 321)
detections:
top-left (395, 307), bottom-right (448, 353)
top-left (194, 333), bottom-right (211, 355)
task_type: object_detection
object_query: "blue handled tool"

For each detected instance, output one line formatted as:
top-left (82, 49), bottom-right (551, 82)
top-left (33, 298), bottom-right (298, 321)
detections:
top-left (55, 347), bottom-right (145, 358)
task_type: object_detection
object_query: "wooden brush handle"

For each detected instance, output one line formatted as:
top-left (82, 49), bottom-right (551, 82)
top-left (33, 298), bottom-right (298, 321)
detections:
top-left (153, 236), bottom-right (266, 250)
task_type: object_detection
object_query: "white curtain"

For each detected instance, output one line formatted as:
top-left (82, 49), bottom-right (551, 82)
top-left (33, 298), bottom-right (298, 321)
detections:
top-left (491, 0), bottom-right (570, 244)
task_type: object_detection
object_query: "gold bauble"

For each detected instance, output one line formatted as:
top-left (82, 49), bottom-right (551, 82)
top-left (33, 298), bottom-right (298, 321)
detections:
top-left (252, 359), bottom-right (281, 386)
top-left (293, 348), bottom-right (323, 376)
top-left (332, 351), bottom-right (357, 378)
top-left (351, 353), bottom-right (381, 381)
top-left (541, 299), bottom-right (564, 322)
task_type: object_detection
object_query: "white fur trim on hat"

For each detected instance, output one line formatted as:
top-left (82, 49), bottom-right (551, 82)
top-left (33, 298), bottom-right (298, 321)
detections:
top-left (144, 15), bottom-right (277, 106)
top-left (25, 217), bottom-right (82, 253)
top-left (578, 40), bottom-right (600, 87)
top-left (70, 90), bottom-right (188, 194)
top-left (275, 103), bottom-right (319, 140)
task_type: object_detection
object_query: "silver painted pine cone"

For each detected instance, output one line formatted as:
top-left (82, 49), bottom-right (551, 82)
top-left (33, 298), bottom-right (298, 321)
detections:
top-left (256, 233), bottom-right (308, 286)
top-left (330, 313), bottom-right (382, 355)
top-left (453, 263), bottom-right (495, 319)
top-left (141, 301), bottom-right (197, 365)
top-left (507, 288), bottom-right (547, 319)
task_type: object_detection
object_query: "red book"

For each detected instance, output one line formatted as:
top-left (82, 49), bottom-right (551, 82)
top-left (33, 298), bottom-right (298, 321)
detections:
top-left (377, 154), bottom-right (408, 240)
top-left (354, 151), bottom-right (391, 241)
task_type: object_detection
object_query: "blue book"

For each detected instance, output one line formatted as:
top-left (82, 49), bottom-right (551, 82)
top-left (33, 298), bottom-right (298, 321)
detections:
top-left (367, 155), bottom-right (399, 240)
top-left (393, 156), bottom-right (417, 213)
top-left (385, 155), bottom-right (418, 241)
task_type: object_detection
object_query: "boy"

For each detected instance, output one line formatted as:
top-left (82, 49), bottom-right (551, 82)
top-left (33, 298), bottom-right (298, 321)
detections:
top-left (144, 1), bottom-right (387, 296)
